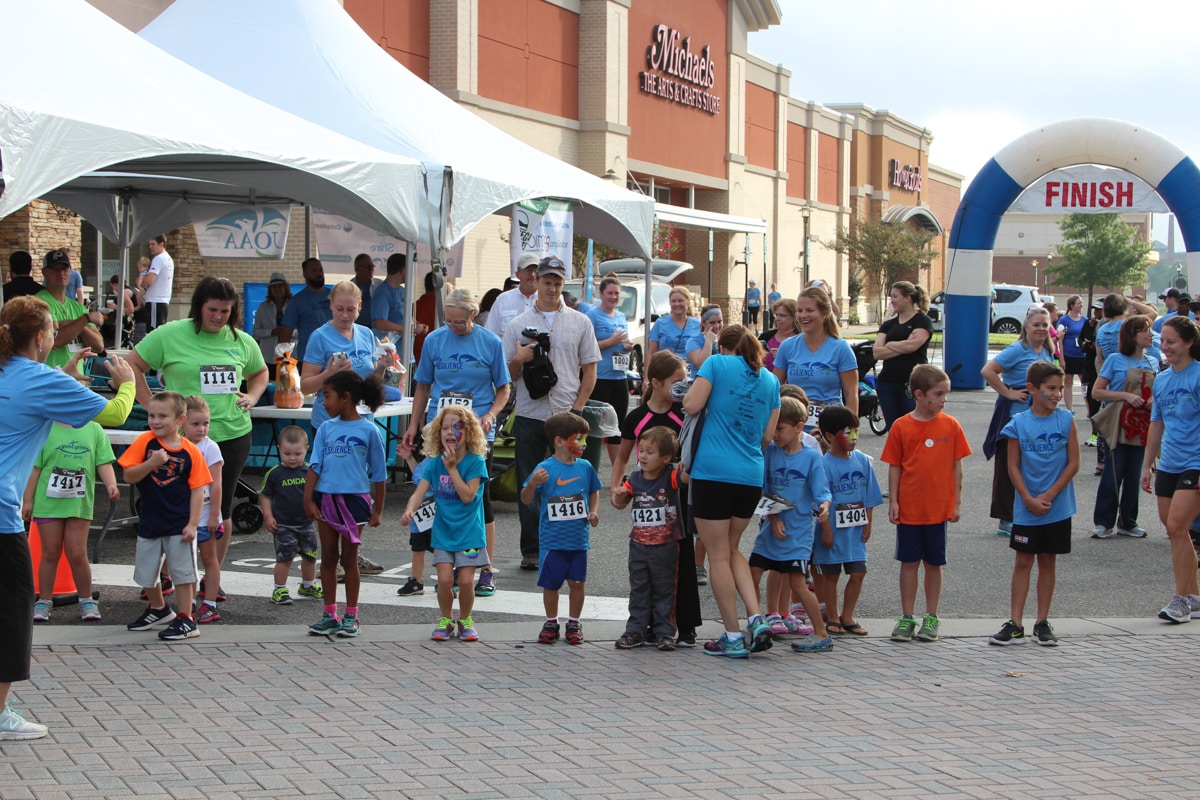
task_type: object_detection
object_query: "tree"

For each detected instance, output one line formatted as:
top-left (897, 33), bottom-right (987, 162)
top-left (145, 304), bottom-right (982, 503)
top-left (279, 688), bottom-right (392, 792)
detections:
top-left (1047, 214), bottom-right (1153, 307)
top-left (824, 220), bottom-right (934, 321)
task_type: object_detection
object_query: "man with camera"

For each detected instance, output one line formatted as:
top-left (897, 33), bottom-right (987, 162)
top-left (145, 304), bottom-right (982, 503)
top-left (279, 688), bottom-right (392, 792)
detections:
top-left (503, 256), bottom-right (601, 570)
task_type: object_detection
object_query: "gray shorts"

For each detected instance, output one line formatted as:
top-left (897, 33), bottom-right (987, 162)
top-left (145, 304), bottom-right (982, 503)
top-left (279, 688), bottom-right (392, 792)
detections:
top-left (274, 522), bottom-right (319, 563)
top-left (431, 548), bottom-right (487, 570)
top-left (134, 535), bottom-right (198, 588)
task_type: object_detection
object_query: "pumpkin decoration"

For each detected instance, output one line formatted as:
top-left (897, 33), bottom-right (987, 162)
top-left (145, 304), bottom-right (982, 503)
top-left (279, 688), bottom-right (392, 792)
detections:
top-left (274, 344), bottom-right (303, 409)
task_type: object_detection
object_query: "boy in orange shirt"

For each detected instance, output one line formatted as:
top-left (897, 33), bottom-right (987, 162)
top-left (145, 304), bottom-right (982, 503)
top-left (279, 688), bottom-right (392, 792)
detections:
top-left (880, 365), bottom-right (972, 643)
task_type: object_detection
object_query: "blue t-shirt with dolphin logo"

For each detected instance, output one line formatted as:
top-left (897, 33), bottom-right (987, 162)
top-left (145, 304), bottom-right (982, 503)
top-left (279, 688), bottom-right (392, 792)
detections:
top-left (1150, 359), bottom-right (1200, 473)
top-left (773, 334), bottom-right (857, 405)
top-left (999, 407), bottom-right (1076, 526)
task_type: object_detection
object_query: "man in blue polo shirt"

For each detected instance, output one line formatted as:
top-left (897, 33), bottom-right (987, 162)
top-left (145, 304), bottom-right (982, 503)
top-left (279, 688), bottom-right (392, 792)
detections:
top-left (278, 257), bottom-right (330, 364)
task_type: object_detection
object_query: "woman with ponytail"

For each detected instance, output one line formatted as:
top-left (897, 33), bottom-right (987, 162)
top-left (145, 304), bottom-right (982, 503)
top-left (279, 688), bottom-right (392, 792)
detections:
top-left (683, 325), bottom-right (780, 658)
top-left (0, 297), bottom-right (135, 740)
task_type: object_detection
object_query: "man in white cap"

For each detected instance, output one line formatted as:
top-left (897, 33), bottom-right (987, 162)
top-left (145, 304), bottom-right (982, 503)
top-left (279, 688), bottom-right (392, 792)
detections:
top-left (485, 252), bottom-right (541, 336)
top-left (502, 256), bottom-right (601, 570)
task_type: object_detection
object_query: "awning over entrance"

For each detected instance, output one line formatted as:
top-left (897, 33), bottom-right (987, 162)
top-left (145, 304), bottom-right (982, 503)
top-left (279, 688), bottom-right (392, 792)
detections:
top-left (881, 204), bottom-right (944, 235)
top-left (655, 202), bottom-right (767, 235)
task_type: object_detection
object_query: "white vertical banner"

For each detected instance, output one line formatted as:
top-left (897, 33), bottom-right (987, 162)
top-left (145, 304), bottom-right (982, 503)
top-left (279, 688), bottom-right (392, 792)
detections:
top-left (310, 208), bottom-right (462, 277)
top-left (190, 203), bottom-right (292, 259)
top-left (509, 199), bottom-right (573, 276)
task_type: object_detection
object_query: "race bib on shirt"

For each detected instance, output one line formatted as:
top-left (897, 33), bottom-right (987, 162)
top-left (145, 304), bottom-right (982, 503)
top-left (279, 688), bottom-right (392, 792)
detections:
top-left (612, 352), bottom-right (631, 371)
top-left (807, 403), bottom-right (825, 424)
top-left (755, 493), bottom-right (795, 517)
top-left (46, 468), bottom-right (87, 499)
top-left (199, 364), bottom-right (238, 394)
top-left (835, 502), bottom-right (868, 528)
top-left (410, 498), bottom-right (436, 532)
top-left (547, 493), bottom-right (587, 521)
top-left (436, 391), bottom-right (473, 410)
top-left (631, 503), bottom-right (669, 528)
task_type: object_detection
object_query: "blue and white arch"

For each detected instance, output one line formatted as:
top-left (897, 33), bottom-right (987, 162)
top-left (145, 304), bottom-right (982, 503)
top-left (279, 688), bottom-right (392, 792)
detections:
top-left (945, 118), bottom-right (1200, 389)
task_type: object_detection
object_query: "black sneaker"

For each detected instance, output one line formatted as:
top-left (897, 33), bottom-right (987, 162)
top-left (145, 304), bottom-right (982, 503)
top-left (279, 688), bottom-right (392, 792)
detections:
top-left (127, 605), bottom-right (177, 631)
top-left (537, 620), bottom-right (560, 644)
top-left (1032, 620), bottom-right (1059, 647)
top-left (989, 619), bottom-right (1026, 646)
top-left (396, 577), bottom-right (424, 596)
top-left (675, 628), bottom-right (698, 648)
top-left (656, 636), bottom-right (676, 652)
top-left (615, 631), bottom-right (645, 649)
top-left (158, 616), bottom-right (199, 641)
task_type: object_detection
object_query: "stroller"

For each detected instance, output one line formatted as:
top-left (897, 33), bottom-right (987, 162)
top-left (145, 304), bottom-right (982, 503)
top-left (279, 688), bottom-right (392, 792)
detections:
top-left (850, 340), bottom-right (887, 435)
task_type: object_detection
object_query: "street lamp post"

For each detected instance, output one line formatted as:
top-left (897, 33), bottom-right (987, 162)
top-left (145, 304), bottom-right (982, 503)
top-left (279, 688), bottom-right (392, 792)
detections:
top-left (1031, 259), bottom-right (1038, 291)
top-left (800, 205), bottom-right (811, 286)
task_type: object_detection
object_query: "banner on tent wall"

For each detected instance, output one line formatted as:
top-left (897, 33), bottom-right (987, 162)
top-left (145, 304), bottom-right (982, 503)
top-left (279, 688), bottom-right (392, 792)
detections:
top-left (1009, 165), bottom-right (1168, 214)
top-left (311, 208), bottom-right (463, 278)
top-left (509, 199), bottom-right (573, 276)
top-left (190, 204), bottom-right (292, 259)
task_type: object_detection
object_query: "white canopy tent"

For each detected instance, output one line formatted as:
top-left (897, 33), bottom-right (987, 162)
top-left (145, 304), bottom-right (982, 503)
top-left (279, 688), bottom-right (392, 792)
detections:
top-left (0, 0), bottom-right (429, 345)
top-left (140, 0), bottom-right (656, 260)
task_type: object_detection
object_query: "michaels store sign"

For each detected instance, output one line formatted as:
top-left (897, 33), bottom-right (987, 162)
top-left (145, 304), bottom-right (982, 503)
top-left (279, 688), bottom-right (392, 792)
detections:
top-left (639, 24), bottom-right (721, 115)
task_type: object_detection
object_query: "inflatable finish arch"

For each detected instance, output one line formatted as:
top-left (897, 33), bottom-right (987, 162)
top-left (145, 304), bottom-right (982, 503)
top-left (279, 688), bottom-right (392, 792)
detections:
top-left (944, 118), bottom-right (1200, 389)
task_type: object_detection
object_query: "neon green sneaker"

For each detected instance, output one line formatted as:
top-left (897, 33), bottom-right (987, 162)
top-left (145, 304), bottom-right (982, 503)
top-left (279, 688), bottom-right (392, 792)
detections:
top-left (890, 615), bottom-right (917, 642)
top-left (270, 587), bottom-right (293, 605)
top-left (296, 583), bottom-right (324, 600)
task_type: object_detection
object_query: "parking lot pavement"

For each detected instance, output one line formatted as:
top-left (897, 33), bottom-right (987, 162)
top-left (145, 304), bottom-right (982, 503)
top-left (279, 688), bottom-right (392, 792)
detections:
top-left (6, 624), bottom-right (1200, 798)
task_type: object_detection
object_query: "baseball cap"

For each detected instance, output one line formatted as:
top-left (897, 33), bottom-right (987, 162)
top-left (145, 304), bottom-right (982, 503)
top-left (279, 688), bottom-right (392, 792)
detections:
top-left (514, 252), bottom-right (540, 272)
top-left (536, 256), bottom-right (567, 279)
top-left (43, 249), bottom-right (70, 269)
top-left (268, 272), bottom-right (288, 286)
top-left (1160, 288), bottom-right (1181, 300)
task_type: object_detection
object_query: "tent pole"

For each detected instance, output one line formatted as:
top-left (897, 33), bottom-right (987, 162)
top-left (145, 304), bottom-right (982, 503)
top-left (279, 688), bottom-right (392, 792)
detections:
top-left (304, 205), bottom-right (311, 258)
top-left (115, 194), bottom-right (132, 350)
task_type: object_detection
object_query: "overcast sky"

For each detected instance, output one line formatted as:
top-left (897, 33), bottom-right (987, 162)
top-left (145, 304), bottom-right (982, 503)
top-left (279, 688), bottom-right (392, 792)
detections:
top-left (748, 0), bottom-right (1194, 242)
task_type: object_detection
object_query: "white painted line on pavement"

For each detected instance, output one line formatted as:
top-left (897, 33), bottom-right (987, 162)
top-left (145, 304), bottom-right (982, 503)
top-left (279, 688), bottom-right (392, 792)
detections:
top-left (90, 564), bottom-right (631, 620)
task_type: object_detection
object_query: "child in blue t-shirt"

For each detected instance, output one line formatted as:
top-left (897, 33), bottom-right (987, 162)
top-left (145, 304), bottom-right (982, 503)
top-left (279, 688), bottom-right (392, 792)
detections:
top-left (304, 372), bottom-right (387, 639)
top-left (751, 396), bottom-right (834, 653)
top-left (814, 406), bottom-right (884, 637)
top-left (990, 361), bottom-right (1078, 647)
top-left (521, 411), bottom-right (601, 646)
top-left (395, 439), bottom-right (432, 597)
top-left (402, 406), bottom-right (489, 642)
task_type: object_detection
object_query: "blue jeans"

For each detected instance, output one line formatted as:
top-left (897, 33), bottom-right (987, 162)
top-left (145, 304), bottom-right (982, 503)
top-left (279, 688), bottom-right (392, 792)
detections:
top-left (513, 415), bottom-right (552, 557)
top-left (1094, 441), bottom-right (1143, 530)
top-left (876, 380), bottom-right (914, 432)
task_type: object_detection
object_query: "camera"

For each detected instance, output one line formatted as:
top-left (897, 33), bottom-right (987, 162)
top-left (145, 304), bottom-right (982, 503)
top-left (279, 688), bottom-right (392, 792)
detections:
top-left (522, 327), bottom-right (551, 350)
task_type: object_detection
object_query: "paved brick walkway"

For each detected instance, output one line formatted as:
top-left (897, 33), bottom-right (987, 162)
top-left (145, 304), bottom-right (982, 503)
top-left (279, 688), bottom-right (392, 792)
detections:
top-left (2, 625), bottom-right (1198, 798)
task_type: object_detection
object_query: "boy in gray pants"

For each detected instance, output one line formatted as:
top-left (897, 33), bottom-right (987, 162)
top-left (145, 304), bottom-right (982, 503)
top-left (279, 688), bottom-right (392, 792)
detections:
top-left (611, 426), bottom-right (686, 651)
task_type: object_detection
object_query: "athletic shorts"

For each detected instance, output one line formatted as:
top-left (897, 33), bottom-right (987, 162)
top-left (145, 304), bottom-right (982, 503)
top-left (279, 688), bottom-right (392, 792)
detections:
top-left (0, 533), bottom-right (34, 683)
top-left (1155, 469), bottom-right (1200, 498)
top-left (894, 522), bottom-right (947, 566)
top-left (748, 552), bottom-right (808, 574)
top-left (1064, 356), bottom-right (1088, 376)
top-left (690, 479), bottom-right (761, 520)
top-left (1009, 518), bottom-right (1071, 555)
top-left (134, 535), bottom-right (198, 588)
top-left (274, 522), bottom-right (318, 563)
top-left (196, 525), bottom-right (226, 544)
top-left (537, 548), bottom-right (588, 590)
top-left (313, 491), bottom-right (371, 525)
top-left (432, 548), bottom-right (488, 570)
top-left (409, 530), bottom-right (434, 553)
top-left (811, 560), bottom-right (867, 576)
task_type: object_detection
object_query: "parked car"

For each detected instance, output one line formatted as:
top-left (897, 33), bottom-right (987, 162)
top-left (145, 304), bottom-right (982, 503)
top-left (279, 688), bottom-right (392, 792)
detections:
top-left (928, 283), bottom-right (1043, 334)
top-left (564, 258), bottom-right (693, 391)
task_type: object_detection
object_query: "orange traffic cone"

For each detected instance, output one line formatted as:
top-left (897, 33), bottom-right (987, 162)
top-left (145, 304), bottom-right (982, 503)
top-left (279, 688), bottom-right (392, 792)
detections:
top-left (28, 521), bottom-right (80, 605)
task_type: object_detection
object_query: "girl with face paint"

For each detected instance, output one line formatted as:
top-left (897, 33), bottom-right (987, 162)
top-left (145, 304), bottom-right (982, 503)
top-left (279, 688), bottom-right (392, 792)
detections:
top-left (402, 406), bottom-right (490, 642)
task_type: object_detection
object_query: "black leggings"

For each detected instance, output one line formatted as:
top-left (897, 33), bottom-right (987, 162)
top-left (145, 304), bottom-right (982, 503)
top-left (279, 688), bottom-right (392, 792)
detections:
top-left (217, 431), bottom-right (253, 521)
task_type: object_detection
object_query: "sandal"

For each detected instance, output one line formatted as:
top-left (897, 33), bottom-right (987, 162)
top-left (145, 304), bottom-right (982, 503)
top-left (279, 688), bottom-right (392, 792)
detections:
top-left (825, 621), bottom-right (845, 636)
top-left (841, 620), bottom-right (869, 636)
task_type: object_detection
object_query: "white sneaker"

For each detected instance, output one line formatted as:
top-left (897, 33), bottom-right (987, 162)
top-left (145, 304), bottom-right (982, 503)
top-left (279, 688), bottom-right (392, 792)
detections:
top-left (1160, 595), bottom-right (1192, 624)
top-left (32, 599), bottom-right (51, 623)
top-left (79, 598), bottom-right (101, 621)
top-left (1117, 526), bottom-right (1148, 538)
top-left (1189, 595), bottom-right (1200, 620)
top-left (0, 705), bottom-right (48, 740)
top-left (1090, 525), bottom-right (1115, 539)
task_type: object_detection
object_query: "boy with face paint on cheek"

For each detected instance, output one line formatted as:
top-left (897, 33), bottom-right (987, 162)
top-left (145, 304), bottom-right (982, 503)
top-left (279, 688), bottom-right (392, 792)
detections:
top-left (520, 412), bottom-right (602, 645)
top-left (813, 405), bottom-right (884, 636)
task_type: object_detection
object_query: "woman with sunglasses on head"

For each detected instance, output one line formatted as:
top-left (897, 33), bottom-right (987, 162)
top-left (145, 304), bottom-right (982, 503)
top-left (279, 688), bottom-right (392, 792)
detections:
top-left (646, 287), bottom-right (701, 375)
top-left (403, 288), bottom-right (511, 598)
top-left (687, 304), bottom-right (725, 372)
